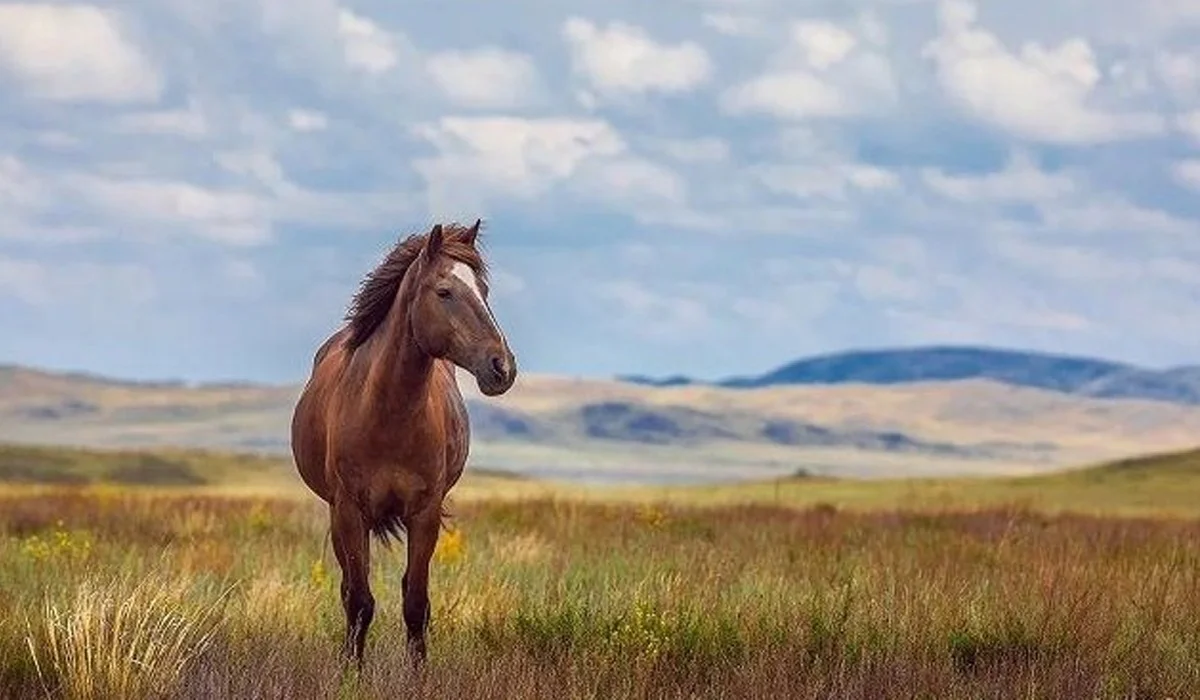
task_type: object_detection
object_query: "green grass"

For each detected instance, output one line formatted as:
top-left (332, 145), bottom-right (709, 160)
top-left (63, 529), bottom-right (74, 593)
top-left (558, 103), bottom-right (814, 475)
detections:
top-left (0, 443), bottom-right (283, 487)
top-left (4, 441), bottom-right (1200, 518)
top-left (0, 442), bottom-right (529, 495)
top-left (639, 446), bottom-right (1200, 517)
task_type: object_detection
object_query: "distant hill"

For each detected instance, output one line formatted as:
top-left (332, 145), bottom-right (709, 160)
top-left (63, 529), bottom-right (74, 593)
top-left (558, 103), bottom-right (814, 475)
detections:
top-left (5, 351), bottom-right (1200, 484)
top-left (621, 346), bottom-right (1200, 405)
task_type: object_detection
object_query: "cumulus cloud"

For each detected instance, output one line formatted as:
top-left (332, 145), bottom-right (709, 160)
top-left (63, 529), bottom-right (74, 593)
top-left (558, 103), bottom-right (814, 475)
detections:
top-left (791, 20), bottom-right (859, 70)
top-left (562, 18), bottom-right (713, 96)
top-left (920, 152), bottom-right (1079, 203)
top-left (337, 8), bottom-right (398, 74)
top-left (923, 0), bottom-right (1164, 144)
top-left (426, 47), bottom-right (541, 108)
top-left (1, 0), bottom-right (1199, 382)
top-left (920, 151), bottom-right (1195, 240)
top-left (413, 116), bottom-right (626, 200)
top-left (0, 4), bottom-right (162, 103)
top-left (721, 18), bottom-right (896, 119)
top-left (69, 175), bottom-right (272, 246)
top-left (287, 109), bottom-right (328, 132)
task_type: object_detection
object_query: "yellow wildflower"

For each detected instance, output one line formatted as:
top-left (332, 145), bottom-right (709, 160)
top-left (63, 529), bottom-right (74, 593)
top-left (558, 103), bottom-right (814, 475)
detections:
top-left (434, 527), bottom-right (465, 564)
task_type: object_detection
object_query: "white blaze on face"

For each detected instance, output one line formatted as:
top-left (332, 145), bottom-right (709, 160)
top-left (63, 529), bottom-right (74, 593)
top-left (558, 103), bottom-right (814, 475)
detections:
top-left (450, 262), bottom-right (505, 342)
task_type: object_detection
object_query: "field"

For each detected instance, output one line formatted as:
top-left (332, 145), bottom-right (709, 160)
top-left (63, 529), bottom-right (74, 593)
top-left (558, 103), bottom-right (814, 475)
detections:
top-left (2, 445), bottom-right (1199, 698)
top-left (10, 362), bottom-right (1200, 483)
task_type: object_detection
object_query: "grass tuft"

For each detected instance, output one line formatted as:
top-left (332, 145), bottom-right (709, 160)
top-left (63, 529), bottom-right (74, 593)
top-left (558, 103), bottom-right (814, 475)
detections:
top-left (24, 574), bottom-right (231, 700)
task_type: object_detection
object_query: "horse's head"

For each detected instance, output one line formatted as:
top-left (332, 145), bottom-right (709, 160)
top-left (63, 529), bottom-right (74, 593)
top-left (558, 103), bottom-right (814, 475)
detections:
top-left (410, 220), bottom-right (517, 396)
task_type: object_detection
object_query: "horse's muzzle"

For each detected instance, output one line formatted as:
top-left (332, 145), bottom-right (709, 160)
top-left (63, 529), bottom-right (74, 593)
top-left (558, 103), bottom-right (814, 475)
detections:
top-left (476, 351), bottom-right (517, 396)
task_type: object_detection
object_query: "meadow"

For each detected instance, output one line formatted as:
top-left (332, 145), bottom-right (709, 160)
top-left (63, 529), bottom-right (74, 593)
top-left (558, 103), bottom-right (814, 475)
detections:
top-left (1, 444), bottom-right (1199, 698)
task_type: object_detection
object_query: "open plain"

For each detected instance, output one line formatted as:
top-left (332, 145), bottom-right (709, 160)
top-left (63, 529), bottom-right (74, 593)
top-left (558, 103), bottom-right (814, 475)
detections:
top-left (2, 442), bottom-right (1199, 699)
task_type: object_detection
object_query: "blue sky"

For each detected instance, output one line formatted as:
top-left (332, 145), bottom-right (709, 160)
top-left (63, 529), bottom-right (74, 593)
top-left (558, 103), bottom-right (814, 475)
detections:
top-left (0, 0), bottom-right (1199, 383)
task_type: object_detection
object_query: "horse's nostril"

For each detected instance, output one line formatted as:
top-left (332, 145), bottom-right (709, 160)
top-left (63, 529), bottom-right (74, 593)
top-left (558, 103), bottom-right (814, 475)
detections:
top-left (490, 356), bottom-right (506, 378)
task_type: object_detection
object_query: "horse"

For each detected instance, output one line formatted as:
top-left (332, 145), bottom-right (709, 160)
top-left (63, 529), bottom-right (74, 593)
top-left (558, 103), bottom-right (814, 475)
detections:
top-left (290, 219), bottom-right (517, 667)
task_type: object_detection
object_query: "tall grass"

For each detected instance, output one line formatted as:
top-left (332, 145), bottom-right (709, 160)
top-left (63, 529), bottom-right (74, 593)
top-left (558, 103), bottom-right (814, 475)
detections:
top-left (25, 575), bottom-right (230, 700)
top-left (1, 490), bottom-right (1198, 698)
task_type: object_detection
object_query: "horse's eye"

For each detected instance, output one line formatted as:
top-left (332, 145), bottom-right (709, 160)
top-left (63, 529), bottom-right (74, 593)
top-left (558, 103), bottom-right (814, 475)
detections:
top-left (436, 288), bottom-right (452, 299)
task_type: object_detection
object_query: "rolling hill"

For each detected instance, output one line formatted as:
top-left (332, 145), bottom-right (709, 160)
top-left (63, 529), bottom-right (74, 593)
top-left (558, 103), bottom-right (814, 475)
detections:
top-left (3, 344), bottom-right (1200, 484)
top-left (622, 346), bottom-right (1200, 405)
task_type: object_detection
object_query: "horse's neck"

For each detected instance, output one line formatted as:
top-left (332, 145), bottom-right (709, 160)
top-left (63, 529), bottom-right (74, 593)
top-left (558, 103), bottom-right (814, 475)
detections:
top-left (365, 288), bottom-right (434, 412)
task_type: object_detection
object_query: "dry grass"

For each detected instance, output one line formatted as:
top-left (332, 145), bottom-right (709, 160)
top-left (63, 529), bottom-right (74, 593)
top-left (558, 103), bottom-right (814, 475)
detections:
top-left (1, 487), bottom-right (1199, 699)
top-left (25, 575), bottom-right (229, 700)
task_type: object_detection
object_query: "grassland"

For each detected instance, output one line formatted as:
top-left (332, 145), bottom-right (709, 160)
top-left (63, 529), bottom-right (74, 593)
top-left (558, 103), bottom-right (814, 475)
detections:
top-left (10, 361), bottom-right (1200, 482)
top-left (1, 444), bottom-right (1199, 698)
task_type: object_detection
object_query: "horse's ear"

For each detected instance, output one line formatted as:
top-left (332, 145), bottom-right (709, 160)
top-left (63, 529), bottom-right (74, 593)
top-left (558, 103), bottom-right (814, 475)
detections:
top-left (462, 218), bottom-right (482, 246)
top-left (424, 224), bottom-right (444, 260)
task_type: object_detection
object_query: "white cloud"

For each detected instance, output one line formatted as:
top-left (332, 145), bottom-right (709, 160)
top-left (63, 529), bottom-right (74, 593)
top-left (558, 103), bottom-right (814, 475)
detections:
top-left (1179, 110), bottom-right (1200, 144)
top-left (921, 152), bottom-right (1079, 203)
top-left (287, 109), bottom-right (328, 132)
top-left (721, 18), bottom-right (896, 120)
top-left (562, 18), bottom-right (712, 95)
top-left (412, 116), bottom-right (698, 224)
top-left (426, 47), bottom-right (540, 108)
top-left (413, 116), bottom-right (626, 201)
top-left (992, 237), bottom-right (1131, 283)
top-left (1041, 197), bottom-right (1196, 238)
top-left (67, 175), bottom-right (272, 246)
top-left (1156, 50), bottom-right (1200, 102)
top-left (337, 9), bottom-right (398, 74)
top-left (702, 12), bottom-right (764, 37)
top-left (1173, 159), bottom-right (1200, 191)
top-left (214, 149), bottom-right (290, 193)
top-left (923, 0), bottom-right (1164, 144)
top-left (791, 20), bottom-right (858, 70)
top-left (918, 152), bottom-right (1194, 239)
top-left (754, 162), bottom-right (899, 200)
top-left (723, 70), bottom-right (851, 118)
top-left (2, 0), bottom-right (1200, 383)
top-left (0, 4), bottom-right (162, 103)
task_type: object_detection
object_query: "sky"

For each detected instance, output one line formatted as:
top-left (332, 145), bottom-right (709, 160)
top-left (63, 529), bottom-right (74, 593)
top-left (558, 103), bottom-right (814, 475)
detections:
top-left (0, 0), bottom-right (1199, 384)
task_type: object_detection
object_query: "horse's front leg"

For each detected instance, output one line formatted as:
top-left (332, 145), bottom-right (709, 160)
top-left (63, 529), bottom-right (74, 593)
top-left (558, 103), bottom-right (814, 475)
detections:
top-left (331, 494), bottom-right (374, 667)
top-left (402, 507), bottom-right (440, 665)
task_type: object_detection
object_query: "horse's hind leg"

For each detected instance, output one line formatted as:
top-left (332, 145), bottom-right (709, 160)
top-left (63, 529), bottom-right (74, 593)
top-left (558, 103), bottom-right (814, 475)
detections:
top-left (401, 507), bottom-right (440, 665)
top-left (331, 496), bottom-right (374, 666)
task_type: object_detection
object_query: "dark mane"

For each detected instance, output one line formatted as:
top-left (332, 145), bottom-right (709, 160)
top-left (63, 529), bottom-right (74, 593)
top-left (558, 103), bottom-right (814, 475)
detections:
top-left (344, 222), bottom-right (488, 349)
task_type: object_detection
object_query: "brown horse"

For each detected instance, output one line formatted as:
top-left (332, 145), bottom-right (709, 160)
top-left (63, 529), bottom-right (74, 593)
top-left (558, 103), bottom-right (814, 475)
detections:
top-left (290, 219), bottom-right (517, 666)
